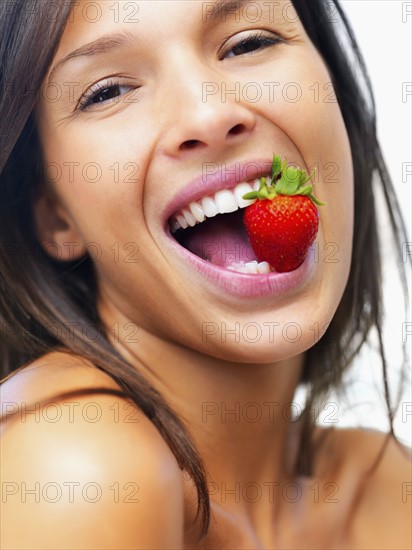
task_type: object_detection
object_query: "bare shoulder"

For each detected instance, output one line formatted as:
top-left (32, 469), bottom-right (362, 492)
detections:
top-left (1, 352), bottom-right (184, 549)
top-left (347, 428), bottom-right (411, 550)
top-left (317, 426), bottom-right (412, 549)
top-left (1, 350), bottom-right (121, 404)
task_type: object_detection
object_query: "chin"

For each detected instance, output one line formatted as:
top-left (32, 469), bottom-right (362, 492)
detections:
top-left (175, 299), bottom-right (333, 365)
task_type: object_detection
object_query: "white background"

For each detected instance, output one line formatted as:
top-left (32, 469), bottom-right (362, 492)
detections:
top-left (314, 1), bottom-right (411, 445)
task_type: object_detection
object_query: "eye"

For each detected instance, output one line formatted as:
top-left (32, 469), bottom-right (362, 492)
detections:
top-left (223, 31), bottom-right (283, 59)
top-left (78, 78), bottom-right (137, 111)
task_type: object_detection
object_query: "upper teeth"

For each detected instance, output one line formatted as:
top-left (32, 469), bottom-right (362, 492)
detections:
top-left (170, 177), bottom-right (270, 233)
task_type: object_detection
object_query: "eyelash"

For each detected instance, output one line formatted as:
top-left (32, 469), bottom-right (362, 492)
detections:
top-left (222, 30), bottom-right (283, 59)
top-left (78, 77), bottom-right (134, 111)
top-left (78, 31), bottom-right (282, 111)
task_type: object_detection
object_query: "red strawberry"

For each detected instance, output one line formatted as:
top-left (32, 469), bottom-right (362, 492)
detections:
top-left (242, 155), bottom-right (324, 273)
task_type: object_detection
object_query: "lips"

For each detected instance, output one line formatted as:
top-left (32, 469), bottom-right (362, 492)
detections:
top-left (163, 159), bottom-right (273, 271)
top-left (165, 223), bottom-right (315, 298)
top-left (161, 157), bottom-right (317, 297)
top-left (169, 178), bottom-right (265, 232)
top-left (162, 159), bottom-right (273, 227)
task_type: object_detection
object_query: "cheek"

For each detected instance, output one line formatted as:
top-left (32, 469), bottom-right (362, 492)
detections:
top-left (37, 115), bottom-right (147, 242)
top-left (293, 91), bottom-right (354, 273)
top-left (239, 41), bottom-right (354, 213)
top-left (256, 43), bottom-right (354, 276)
top-left (243, 43), bottom-right (355, 333)
top-left (36, 122), bottom-right (160, 289)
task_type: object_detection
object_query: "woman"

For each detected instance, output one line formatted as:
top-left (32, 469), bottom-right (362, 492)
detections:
top-left (0, 0), bottom-right (410, 548)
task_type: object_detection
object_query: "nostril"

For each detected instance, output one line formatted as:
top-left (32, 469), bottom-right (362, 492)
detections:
top-left (180, 139), bottom-right (202, 151)
top-left (178, 123), bottom-right (247, 151)
top-left (229, 124), bottom-right (246, 136)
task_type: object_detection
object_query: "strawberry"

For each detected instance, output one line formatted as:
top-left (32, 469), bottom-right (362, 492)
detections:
top-left (242, 154), bottom-right (325, 273)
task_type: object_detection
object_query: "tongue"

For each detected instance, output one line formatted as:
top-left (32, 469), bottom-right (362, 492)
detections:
top-left (177, 210), bottom-right (257, 268)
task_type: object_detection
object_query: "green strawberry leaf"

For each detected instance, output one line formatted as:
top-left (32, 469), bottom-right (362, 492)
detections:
top-left (242, 154), bottom-right (325, 206)
top-left (242, 191), bottom-right (259, 200)
top-left (300, 169), bottom-right (316, 186)
top-left (275, 172), bottom-right (300, 195)
top-left (297, 185), bottom-right (313, 196)
top-left (299, 170), bottom-right (308, 186)
top-left (308, 193), bottom-right (326, 206)
top-left (271, 154), bottom-right (283, 182)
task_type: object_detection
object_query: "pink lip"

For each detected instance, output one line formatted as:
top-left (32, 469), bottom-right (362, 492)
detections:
top-left (164, 226), bottom-right (316, 299)
top-left (162, 158), bottom-right (273, 226)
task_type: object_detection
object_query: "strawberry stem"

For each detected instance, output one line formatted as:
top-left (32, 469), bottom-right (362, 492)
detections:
top-left (243, 154), bottom-right (325, 206)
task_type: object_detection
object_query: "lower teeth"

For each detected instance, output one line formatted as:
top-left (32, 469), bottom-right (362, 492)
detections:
top-left (227, 261), bottom-right (272, 274)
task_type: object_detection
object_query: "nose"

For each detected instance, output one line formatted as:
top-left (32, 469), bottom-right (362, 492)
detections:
top-left (157, 59), bottom-right (257, 158)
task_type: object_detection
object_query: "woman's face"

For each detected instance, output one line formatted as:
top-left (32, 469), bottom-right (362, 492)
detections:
top-left (35, 0), bottom-right (353, 363)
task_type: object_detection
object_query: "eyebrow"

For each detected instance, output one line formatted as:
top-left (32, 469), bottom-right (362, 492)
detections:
top-left (47, 0), bottom-right (257, 83)
top-left (47, 30), bottom-right (139, 83)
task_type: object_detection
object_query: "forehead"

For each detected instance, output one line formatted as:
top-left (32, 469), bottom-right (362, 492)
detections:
top-left (57, 0), bottom-right (295, 51)
top-left (42, 0), bottom-right (302, 98)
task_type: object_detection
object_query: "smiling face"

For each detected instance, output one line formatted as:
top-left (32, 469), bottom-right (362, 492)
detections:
top-left (34, 0), bottom-right (354, 364)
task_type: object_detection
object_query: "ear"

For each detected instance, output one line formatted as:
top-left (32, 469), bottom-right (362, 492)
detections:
top-left (33, 187), bottom-right (85, 261)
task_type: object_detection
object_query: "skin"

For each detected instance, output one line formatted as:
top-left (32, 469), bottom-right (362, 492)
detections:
top-left (1, 0), bottom-right (411, 548)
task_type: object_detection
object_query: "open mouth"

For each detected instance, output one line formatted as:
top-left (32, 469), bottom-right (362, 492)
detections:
top-left (168, 177), bottom-right (274, 274)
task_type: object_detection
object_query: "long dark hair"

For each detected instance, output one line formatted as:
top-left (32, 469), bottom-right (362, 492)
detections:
top-left (0, 0), bottom-right (409, 539)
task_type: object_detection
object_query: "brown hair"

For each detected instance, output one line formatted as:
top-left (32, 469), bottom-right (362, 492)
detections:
top-left (0, 0), bottom-right (409, 539)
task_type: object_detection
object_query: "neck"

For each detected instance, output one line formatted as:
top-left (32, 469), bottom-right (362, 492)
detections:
top-left (99, 301), bottom-right (305, 529)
